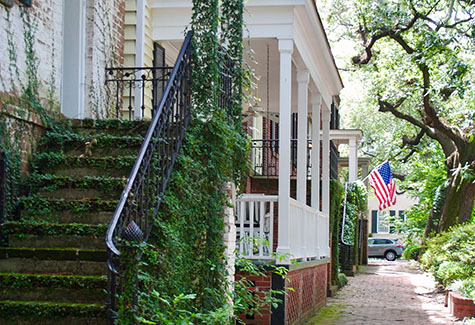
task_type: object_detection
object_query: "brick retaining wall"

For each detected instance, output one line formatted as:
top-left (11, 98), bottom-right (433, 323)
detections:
top-left (449, 291), bottom-right (475, 318)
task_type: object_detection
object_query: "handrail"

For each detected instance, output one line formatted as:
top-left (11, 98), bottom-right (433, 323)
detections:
top-left (105, 66), bottom-right (174, 119)
top-left (105, 31), bottom-right (193, 322)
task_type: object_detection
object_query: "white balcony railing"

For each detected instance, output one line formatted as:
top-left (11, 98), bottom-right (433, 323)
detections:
top-left (236, 194), bottom-right (330, 262)
top-left (289, 198), bottom-right (329, 261)
top-left (236, 194), bottom-right (277, 259)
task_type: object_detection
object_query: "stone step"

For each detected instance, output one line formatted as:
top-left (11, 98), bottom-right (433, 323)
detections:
top-left (21, 211), bottom-right (113, 225)
top-left (20, 197), bottom-right (118, 216)
top-left (70, 118), bottom-right (150, 137)
top-left (31, 153), bottom-right (136, 177)
top-left (3, 221), bottom-right (106, 249)
top-left (0, 273), bottom-right (106, 304)
top-left (0, 300), bottom-right (106, 325)
top-left (27, 174), bottom-right (126, 199)
top-left (8, 235), bottom-right (105, 250)
top-left (0, 247), bottom-right (106, 275)
top-left (38, 187), bottom-right (123, 200)
top-left (41, 131), bottom-right (143, 157)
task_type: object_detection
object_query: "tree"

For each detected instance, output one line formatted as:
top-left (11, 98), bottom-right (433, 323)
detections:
top-left (323, 0), bottom-right (475, 235)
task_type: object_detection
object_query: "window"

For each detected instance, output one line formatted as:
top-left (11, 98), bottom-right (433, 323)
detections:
top-left (370, 210), bottom-right (406, 234)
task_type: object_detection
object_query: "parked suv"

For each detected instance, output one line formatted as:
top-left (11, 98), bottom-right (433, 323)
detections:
top-left (368, 238), bottom-right (404, 261)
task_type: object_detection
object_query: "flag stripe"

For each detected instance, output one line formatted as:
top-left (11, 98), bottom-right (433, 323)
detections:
top-left (369, 161), bottom-right (397, 211)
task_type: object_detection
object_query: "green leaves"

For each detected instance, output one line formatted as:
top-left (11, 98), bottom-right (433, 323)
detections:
top-left (420, 221), bottom-right (475, 288)
top-left (127, 2), bottom-right (248, 324)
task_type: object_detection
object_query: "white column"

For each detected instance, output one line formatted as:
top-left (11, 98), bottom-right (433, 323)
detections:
top-left (61, 0), bottom-right (86, 119)
top-left (277, 39), bottom-right (293, 258)
top-left (296, 71), bottom-right (309, 204)
top-left (310, 94), bottom-right (321, 210)
top-left (322, 107), bottom-right (331, 216)
top-left (349, 137), bottom-right (358, 182)
top-left (322, 107), bottom-right (331, 258)
top-left (134, 0), bottom-right (146, 119)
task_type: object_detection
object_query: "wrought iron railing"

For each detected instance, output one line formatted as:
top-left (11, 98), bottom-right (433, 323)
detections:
top-left (250, 139), bottom-right (279, 176)
top-left (105, 31), bottom-right (193, 322)
top-left (106, 65), bottom-right (174, 120)
top-left (330, 140), bottom-right (339, 180)
top-left (250, 139), bottom-right (312, 177)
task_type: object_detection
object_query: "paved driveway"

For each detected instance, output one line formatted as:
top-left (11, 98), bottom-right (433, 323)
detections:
top-left (307, 260), bottom-right (462, 324)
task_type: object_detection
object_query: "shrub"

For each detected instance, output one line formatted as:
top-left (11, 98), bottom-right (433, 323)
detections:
top-left (435, 261), bottom-right (468, 286)
top-left (449, 278), bottom-right (475, 299)
top-left (420, 222), bottom-right (475, 288)
top-left (337, 273), bottom-right (348, 288)
top-left (402, 243), bottom-right (420, 261)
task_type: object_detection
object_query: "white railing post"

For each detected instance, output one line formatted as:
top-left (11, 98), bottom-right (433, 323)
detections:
top-left (349, 137), bottom-right (358, 182)
top-left (310, 94), bottom-right (321, 211)
top-left (296, 70), bottom-right (309, 204)
top-left (322, 106), bottom-right (331, 257)
top-left (235, 195), bottom-right (278, 260)
top-left (277, 38), bottom-right (293, 259)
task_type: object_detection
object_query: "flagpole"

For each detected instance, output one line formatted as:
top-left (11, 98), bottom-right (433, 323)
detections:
top-left (360, 174), bottom-right (370, 183)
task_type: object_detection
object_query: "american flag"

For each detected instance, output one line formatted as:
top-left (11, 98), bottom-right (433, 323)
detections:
top-left (369, 161), bottom-right (396, 210)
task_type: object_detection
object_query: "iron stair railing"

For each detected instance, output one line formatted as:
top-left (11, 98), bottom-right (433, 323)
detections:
top-left (105, 31), bottom-right (193, 323)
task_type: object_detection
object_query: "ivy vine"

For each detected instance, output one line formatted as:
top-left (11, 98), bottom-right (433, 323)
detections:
top-left (117, 1), bottom-right (253, 323)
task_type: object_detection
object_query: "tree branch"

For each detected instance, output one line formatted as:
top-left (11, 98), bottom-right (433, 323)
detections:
top-left (401, 148), bottom-right (417, 163)
top-left (402, 129), bottom-right (425, 147)
top-left (376, 96), bottom-right (457, 157)
top-left (392, 172), bottom-right (406, 181)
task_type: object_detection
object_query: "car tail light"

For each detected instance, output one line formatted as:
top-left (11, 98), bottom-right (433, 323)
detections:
top-left (397, 245), bottom-right (403, 249)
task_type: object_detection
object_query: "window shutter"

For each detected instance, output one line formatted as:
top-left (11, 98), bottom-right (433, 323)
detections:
top-left (371, 210), bottom-right (378, 233)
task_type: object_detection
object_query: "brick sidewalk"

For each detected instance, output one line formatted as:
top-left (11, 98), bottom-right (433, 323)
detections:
top-left (307, 260), bottom-right (462, 324)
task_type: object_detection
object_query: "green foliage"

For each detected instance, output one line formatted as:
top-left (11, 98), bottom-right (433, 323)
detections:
top-left (233, 258), bottom-right (288, 321)
top-left (31, 152), bottom-right (136, 172)
top-left (342, 181), bottom-right (367, 245)
top-left (0, 121), bottom-right (21, 229)
top-left (420, 222), bottom-right (475, 287)
top-left (337, 273), bottom-right (348, 288)
top-left (25, 174), bottom-right (124, 194)
top-left (0, 273), bottom-right (106, 290)
top-left (330, 179), bottom-right (344, 285)
top-left (320, 0), bottom-right (475, 235)
top-left (115, 1), bottom-right (249, 323)
top-left (0, 300), bottom-right (105, 320)
top-left (401, 243), bottom-right (421, 261)
top-left (20, 196), bottom-right (117, 215)
top-left (449, 278), bottom-right (475, 300)
top-left (2, 221), bottom-right (107, 237)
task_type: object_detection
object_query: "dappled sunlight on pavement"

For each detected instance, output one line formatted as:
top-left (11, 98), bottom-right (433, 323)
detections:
top-left (306, 260), bottom-right (462, 325)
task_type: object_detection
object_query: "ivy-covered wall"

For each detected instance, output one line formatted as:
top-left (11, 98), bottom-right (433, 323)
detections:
top-left (0, 0), bottom-right (125, 118)
top-left (115, 1), bottom-right (250, 323)
top-left (0, 2), bottom-right (62, 109)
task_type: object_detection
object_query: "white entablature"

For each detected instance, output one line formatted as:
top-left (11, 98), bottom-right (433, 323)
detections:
top-left (150, 0), bottom-right (342, 109)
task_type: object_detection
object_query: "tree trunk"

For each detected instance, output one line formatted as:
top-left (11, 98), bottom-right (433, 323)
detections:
top-left (438, 171), bottom-right (475, 232)
top-left (423, 180), bottom-right (449, 238)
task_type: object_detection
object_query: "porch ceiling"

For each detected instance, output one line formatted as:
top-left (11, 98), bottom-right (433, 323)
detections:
top-left (152, 0), bottom-right (343, 115)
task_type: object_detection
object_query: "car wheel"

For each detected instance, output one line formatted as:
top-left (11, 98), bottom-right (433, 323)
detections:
top-left (385, 250), bottom-right (396, 261)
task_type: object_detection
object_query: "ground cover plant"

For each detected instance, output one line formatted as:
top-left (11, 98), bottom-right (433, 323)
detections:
top-left (420, 221), bottom-right (475, 293)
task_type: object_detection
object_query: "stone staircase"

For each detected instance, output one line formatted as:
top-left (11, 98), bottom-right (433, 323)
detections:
top-left (0, 119), bottom-right (149, 324)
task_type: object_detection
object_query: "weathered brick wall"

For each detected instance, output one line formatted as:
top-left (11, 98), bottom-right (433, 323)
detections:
top-left (235, 271), bottom-right (272, 325)
top-left (0, 0), bottom-right (63, 108)
top-left (449, 292), bottom-right (475, 318)
top-left (0, 0), bottom-right (125, 118)
top-left (285, 263), bottom-right (328, 324)
top-left (0, 93), bottom-right (46, 175)
top-left (236, 262), bottom-right (328, 325)
top-left (85, 0), bottom-right (125, 118)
